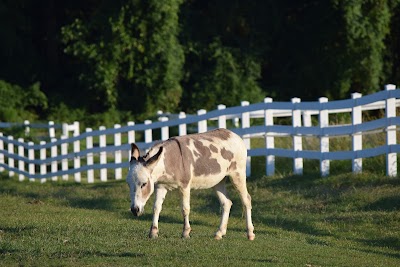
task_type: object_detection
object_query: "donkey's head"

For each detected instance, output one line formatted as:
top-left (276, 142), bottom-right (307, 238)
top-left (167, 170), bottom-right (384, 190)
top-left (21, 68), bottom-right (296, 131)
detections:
top-left (126, 143), bottom-right (163, 216)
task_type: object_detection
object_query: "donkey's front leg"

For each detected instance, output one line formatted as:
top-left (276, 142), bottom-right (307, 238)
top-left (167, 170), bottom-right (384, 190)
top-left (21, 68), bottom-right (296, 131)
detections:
top-left (181, 187), bottom-right (191, 238)
top-left (149, 186), bottom-right (168, 238)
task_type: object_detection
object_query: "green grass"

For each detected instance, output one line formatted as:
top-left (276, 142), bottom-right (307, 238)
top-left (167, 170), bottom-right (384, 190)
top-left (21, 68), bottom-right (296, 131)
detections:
top-left (1, 171), bottom-right (399, 266)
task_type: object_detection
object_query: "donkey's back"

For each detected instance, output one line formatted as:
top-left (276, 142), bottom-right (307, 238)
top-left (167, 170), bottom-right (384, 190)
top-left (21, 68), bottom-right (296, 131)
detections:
top-left (152, 128), bottom-right (247, 190)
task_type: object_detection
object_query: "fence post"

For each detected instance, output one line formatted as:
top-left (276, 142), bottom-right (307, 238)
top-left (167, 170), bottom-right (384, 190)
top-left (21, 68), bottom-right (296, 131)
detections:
top-left (61, 135), bottom-right (68, 181)
top-left (197, 109), bottom-right (207, 133)
top-left (160, 117), bottom-right (169, 141)
top-left (218, 104), bottom-right (227, 129)
top-left (51, 138), bottom-right (58, 181)
top-left (264, 97), bottom-right (275, 176)
top-left (49, 121), bottom-right (56, 138)
top-left (144, 120), bottom-right (152, 146)
top-left (302, 111), bottom-right (312, 127)
top-left (86, 128), bottom-right (94, 183)
top-left (28, 141), bottom-right (35, 182)
top-left (179, 112), bottom-right (187, 136)
top-left (385, 84), bottom-right (397, 177)
top-left (114, 124), bottom-right (122, 180)
top-left (40, 141), bottom-right (46, 183)
top-left (0, 133), bottom-right (4, 172)
top-left (99, 126), bottom-right (107, 182)
top-left (24, 120), bottom-right (30, 136)
top-left (352, 92), bottom-right (362, 173)
top-left (241, 101), bottom-right (251, 177)
top-left (62, 123), bottom-right (69, 137)
top-left (127, 121), bottom-right (135, 160)
top-left (7, 136), bottom-right (14, 177)
top-left (292, 97), bottom-right (303, 175)
top-left (18, 138), bottom-right (25, 181)
top-left (319, 97), bottom-right (330, 177)
top-left (73, 124), bottom-right (81, 183)
top-left (73, 121), bottom-right (80, 136)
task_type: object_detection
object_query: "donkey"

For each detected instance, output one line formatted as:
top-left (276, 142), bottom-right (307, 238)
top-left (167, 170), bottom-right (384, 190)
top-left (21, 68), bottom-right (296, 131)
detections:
top-left (126, 128), bottom-right (255, 240)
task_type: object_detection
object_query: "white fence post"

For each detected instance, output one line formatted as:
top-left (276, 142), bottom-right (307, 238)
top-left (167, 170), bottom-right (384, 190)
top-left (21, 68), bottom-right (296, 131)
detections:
top-left (86, 128), bottom-right (94, 183)
top-left (179, 112), bottom-right (187, 136)
top-left (18, 138), bottom-right (25, 181)
top-left (49, 121), bottom-right (56, 138)
top-left (24, 120), bottom-right (30, 136)
top-left (61, 135), bottom-right (68, 181)
top-left (7, 136), bottom-right (14, 177)
top-left (51, 138), bottom-right (58, 181)
top-left (292, 97), bottom-right (303, 175)
top-left (62, 123), bottom-right (69, 137)
top-left (73, 121), bottom-right (80, 136)
top-left (160, 117), bottom-right (169, 141)
top-left (114, 124), bottom-right (122, 180)
top-left (0, 133), bottom-right (4, 172)
top-left (385, 84), bottom-right (397, 176)
top-left (302, 111), bottom-right (312, 127)
top-left (99, 126), bottom-right (107, 182)
top-left (241, 101), bottom-right (251, 177)
top-left (40, 141), bottom-right (46, 183)
top-left (197, 109), bottom-right (207, 133)
top-left (319, 97), bottom-right (330, 177)
top-left (28, 141), bottom-right (35, 182)
top-left (144, 120), bottom-right (152, 145)
top-left (73, 124), bottom-right (81, 183)
top-left (352, 92), bottom-right (363, 173)
top-left (264, 97), bottom-right (275, 176)
top-left (218, 104), bottom-right (227, 129)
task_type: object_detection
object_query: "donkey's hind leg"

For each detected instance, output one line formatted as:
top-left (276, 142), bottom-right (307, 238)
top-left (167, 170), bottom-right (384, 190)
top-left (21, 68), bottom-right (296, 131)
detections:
top-left (213, 178), bottom-right (233, 240)
top-left (230, 171), bottom-right (255, 240)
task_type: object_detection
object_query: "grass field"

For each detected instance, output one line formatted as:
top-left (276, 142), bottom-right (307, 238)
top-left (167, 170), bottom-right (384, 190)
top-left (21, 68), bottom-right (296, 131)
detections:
top-left (0, 169), bottom-right (399, 266)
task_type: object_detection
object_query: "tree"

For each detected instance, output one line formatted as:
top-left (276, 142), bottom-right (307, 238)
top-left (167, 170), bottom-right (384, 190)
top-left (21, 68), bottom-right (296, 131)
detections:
top-left (0, 80), bottom-right (48, 121)
top-left (332, 0), bottom-right (399, 97)
top-left (62, 0), bottom-right (184, 116)
top-left (179, 0), bottom-right (265, 111)
top-left (181, 39), bottom-right (263, 112)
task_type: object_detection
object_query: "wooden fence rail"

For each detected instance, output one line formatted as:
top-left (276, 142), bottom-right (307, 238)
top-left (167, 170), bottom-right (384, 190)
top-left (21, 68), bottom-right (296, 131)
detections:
top-left (0, 84), bottom-right (398, 183)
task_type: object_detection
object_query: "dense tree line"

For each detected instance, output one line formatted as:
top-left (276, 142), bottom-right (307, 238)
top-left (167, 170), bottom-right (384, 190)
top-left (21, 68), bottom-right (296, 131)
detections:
top-left (1, 0), bottom-right (399, 125)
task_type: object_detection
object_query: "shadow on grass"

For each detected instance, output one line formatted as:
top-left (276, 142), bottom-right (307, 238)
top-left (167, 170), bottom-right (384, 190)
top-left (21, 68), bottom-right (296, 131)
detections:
top-left (259, 216), bottom-right (331, 237)
top-left (364, 195), bottom-right (400, 211)
top-left (352, 247), bottom-right (400, 259)
top-left (357, 236), bottom-right (400, 252)
top-left (0, 176), bottom-right (124, 211)
top-left (81, 250), bottom-right (145, 258)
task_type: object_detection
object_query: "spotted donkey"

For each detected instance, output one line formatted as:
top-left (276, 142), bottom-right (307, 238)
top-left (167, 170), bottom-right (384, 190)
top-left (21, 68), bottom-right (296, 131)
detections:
top-left (126, 128), bottom-right (255, 240)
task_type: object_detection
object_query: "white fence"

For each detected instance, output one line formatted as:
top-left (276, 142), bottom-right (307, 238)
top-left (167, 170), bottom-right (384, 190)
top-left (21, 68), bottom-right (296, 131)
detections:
top-left (0, 84), bottom-right (399, 183)
top-left (0, 120), bottom-right (81, 140)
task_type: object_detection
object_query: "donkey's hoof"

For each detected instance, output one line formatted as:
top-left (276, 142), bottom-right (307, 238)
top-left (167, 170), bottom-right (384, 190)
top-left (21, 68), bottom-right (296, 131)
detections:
top-left (149, 233), bottom-right (158, 239)
top-left (149, 226), bottom-right (159, 239)
top-left (247, 233), bottom-right (255, 241)
top-left (214, 234), bottom-right (223, 240)
top-left (182, 227), bottom-right (191, 239)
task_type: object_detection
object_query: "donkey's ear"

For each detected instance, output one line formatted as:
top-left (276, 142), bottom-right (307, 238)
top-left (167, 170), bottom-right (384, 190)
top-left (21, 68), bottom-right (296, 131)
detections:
top-left (145, 147), bottom-right (163, 171)
top-left (130, 143), bottom-right (140, 162)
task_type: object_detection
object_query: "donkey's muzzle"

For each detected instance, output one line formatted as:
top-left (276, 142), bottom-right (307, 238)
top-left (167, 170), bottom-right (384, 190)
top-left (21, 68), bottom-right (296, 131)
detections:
top-left (131, 206), bottom-right (140, 216)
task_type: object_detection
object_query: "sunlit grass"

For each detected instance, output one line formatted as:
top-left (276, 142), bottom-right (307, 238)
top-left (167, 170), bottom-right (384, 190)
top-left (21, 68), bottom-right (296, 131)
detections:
top-left (1, 168), bottom-right (399, 266)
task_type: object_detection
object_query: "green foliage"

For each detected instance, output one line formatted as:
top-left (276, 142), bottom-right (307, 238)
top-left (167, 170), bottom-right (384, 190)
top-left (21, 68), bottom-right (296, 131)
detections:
top-left (61, 0), bottom-right (184, 116)
top-left (1, 1), bottom-right (400, 122)
top-left (0, 80), bottom-right (48, 121)
top-left (181, 39), bottom-right (264, 112)
top-left (332, 0), bottom-right (399, 96)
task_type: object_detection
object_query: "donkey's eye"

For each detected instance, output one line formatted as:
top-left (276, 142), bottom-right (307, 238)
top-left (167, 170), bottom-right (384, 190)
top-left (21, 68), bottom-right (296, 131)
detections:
top-left (141, 183), bottom-right (147, 189)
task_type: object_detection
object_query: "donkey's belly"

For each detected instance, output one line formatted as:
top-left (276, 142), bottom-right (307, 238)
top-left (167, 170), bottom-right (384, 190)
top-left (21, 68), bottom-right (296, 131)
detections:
top-left (190, 174), bottom-right (226, 189)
